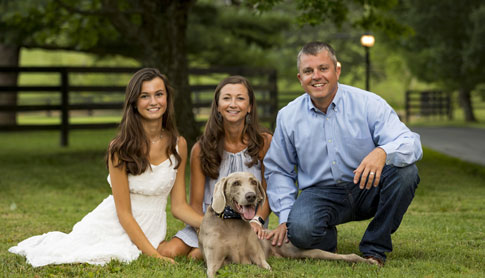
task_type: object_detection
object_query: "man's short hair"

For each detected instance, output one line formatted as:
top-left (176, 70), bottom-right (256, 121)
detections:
top-left (297, 42), bottom-right (338, 71)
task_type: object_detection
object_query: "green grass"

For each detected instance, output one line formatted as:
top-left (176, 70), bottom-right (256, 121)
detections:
top-left (1, 130), bottom-right (485, 277)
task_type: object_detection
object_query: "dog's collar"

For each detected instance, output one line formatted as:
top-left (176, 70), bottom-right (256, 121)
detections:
top-left (215, 206), bottom-right (242, 219)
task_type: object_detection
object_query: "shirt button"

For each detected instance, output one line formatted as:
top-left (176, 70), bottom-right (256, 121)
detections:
top-left (332, 161), bottom-right (336, 165)
top-left (328, 139), bottom-right (332, 143)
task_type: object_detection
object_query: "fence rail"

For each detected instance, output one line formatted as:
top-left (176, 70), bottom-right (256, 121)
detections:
top-left (405, 90), bottom-right (453, 122)
top-left (0, 66), bottom-right (277, 146)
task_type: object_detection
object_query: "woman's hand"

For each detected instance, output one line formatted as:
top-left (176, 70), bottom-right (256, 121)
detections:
top-left (250, 221), bottom-right (267, 240)
top-left (155, 253), bottom-right (176, 264)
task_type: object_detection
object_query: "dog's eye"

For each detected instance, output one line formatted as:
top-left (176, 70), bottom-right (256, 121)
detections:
top-left (250, 179), bottom-right (257, 185)
top-left (233, 181), bottom-right (241, 186)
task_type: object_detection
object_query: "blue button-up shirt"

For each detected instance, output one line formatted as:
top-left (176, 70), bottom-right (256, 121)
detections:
top-left (264, 84), bottom-right (423, 224)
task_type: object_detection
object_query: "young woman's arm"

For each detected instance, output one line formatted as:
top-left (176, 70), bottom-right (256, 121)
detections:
top-left (188, 142), bottom-right (206, 216)
top-left (109, 153), bottom-right (174, 263)
top-left (250, 132), bottom-right (273, 238)
top-left (169, 137), bottom-right (204, 228)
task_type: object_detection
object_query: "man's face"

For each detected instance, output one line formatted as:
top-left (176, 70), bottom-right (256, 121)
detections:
top-left (297, 50), bottom-right (341, 109)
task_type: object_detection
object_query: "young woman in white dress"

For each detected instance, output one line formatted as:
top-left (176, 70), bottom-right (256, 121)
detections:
top-left (9, 68), bottom-right (203, 267)
top-left (157, 75), bottom-right (273, 260)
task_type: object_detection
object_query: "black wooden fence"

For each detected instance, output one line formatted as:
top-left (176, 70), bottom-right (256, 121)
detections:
top-left (0, 66), bottom-right (277, 146)
top-left (405, 90), bottom-right (452, 122)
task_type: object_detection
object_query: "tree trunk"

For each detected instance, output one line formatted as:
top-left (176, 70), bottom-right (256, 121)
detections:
top-left (458, 87), bottom-right (477, 122)
top-left (0, 43), bottom-right (20, 125)
top-left (160, 0), bottom-right (199, 147)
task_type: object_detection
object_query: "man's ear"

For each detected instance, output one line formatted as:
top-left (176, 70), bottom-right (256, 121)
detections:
top-left (212, 177), bottom-right (228, 214)
top-left (336, 61), bottom-right (341, 80)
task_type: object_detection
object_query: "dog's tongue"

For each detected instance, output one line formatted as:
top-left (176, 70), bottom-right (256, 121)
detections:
top-left (242, 205), bottom-right (256, 220)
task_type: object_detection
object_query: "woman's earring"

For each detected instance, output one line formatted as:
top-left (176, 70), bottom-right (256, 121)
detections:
top-left (245, 113), bottom-right (251, 124)
top-left (216, 112), bottom-right (223, 122)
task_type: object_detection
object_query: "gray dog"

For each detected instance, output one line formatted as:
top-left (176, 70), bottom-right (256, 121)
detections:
top-left (198, 172), bottom-right (375, 278)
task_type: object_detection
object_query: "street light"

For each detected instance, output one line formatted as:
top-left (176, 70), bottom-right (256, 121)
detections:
top-left (360, 34), bottom-right (375, 91)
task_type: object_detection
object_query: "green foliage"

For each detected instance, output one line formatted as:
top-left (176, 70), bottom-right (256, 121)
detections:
top-left (1, 130), bottom-right (485, 277)
top-left (462, 5), bottom-right (485, 86)
top-left (1, 0), bottom-right (289, 68)
top-left (393, 0), bottom-right (485, 91)
top-left (244, 0), bottom-right (408, 37)
top-left (187, 2), bottom-right (290, 68)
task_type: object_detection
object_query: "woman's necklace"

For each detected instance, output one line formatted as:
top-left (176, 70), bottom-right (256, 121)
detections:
top-left (150, 130), bottom-right (164, 144)
top-left (151, 135), bottom-right (162, 144)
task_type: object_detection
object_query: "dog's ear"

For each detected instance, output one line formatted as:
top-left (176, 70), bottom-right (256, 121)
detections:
top-left (212, 176), bottom-right (228, 214)
top-left (256, 179), bottom-right (266, 207)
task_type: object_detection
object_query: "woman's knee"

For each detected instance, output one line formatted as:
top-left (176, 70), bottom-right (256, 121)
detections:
top-left (188, 248), bottom-right (203, 260)
top-left (157, 237), bottom-right (191, 258)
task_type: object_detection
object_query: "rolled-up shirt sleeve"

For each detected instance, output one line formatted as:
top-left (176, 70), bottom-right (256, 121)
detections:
top-left (263, 110), bottom-right (299, 224)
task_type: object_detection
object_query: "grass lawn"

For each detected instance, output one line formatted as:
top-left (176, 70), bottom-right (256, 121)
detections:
top-left (1, 129), bottom-right (484, 278)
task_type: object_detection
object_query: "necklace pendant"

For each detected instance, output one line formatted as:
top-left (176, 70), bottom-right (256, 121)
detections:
top-left (151, 134), bottom-right (162, 144)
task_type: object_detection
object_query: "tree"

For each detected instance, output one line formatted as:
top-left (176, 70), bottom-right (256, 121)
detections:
top-left (1, 0), bottom-right (403, 143)
top-left (0, 0), bottom-right (290, 144)
top-left (392, 0), bottom-right (485, 122)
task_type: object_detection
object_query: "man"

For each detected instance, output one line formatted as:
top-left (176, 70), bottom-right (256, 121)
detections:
top-left (263, 41), bottom-right (422, 266)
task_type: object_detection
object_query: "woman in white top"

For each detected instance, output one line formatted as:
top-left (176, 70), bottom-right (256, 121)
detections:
top-left (158, 75), bottom-right (272, 259)
top-left (9, 68), bottom-right (203, 267)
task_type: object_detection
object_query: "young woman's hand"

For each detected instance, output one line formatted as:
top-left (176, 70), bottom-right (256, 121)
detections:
top-left (250, 221), bottom-right (267, 240)
top-left (156, 253), bottom-right (176, 264)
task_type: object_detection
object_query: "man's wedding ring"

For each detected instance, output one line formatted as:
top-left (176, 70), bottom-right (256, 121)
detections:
top-left (369, 172), bottom-right (375, 175)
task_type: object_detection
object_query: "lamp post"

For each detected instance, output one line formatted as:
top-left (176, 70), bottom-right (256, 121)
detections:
top-left (360, 34), bottom-right (375, 91)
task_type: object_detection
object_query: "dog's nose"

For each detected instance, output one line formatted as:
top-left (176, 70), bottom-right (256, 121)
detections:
top-left (245, 192), bottom-right (256, 202)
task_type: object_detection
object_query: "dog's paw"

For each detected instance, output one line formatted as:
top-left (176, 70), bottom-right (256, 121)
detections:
top-left (262, 260), bottom-right (271, 270)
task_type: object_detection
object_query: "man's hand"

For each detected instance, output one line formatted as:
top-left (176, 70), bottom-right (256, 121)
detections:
top-left (265, 222), bottom-right (289, 246)
top-left (353, 147), bottom-right (387, 189)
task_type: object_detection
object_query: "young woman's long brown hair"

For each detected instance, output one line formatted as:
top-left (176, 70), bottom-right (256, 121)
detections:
top-left (199, 75), bottom-right (267, 179)
top-left (106, 68), bottom-right (181, 175)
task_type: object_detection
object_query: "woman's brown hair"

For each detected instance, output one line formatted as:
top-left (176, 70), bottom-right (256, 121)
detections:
top-left (199, 75), bottom-right (267, 179)
top-left (106, 68), bottom-right (181, 175)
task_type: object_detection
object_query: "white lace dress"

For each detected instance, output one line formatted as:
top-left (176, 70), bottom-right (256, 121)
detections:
top-left (9, 157), bottom-right (177, 267)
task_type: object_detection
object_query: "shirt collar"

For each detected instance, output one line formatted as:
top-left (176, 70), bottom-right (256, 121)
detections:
top-left (306, 83), bottom-right (341, 114)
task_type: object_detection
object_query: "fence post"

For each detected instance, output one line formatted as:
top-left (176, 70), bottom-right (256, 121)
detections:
top-left (447, 92), bottom-right (453, 120)
top-left (268, 69), bottom-right (278, 130)
top-left (405, 90), bottom-right (410, 122)
top-left (60, 69), bottom-right (69, 147)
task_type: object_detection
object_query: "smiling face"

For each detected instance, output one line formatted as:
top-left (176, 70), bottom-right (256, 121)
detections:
top-left (297, 50), bottom-right (341, 112)
top-left (220, 172), bottom-right (265, 221)
top-left (136, 77), bottom-right (167, 122)
top-left (217, 83), bottom-right (252, 124)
